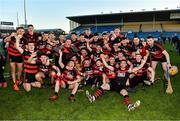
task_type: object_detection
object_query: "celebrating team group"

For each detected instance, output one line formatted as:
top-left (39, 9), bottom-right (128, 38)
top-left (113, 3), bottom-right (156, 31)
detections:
top-left (2, 24), bottom-right (175, 111)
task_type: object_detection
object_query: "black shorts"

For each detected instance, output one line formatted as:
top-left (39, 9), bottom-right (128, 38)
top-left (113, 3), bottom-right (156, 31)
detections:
top-left (83, 76), bottom-right (94, 85)
top-left (9, 55), bottom-right (23, 63)
top-left (24, 73), bottom-right (36, 83)
top-left (129, 73), bottom-right (147, 88)
top-left (110, 78), bottom-right (126, 92)
top-left (93, 76), bottom-right (103, 85)
top-left (152, 55), bottom-right (166, 63)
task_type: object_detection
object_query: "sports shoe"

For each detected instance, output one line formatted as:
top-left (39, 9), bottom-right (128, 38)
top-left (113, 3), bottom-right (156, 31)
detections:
top-left (86, 90), bottom-right (95, 103)
top-left (68, 95), bottom-right (76, 102)
top-left (143, 80), bottom-right (152, 86)
top-left (128, 100), bottom-right (141, 112)
top-left (49, 95), bottom-right (58, 101)
top-left (0, 83), bottom-right (2, 87)
top-left (13, 84), bottom-right (19, 91)
top-left (128, 104), bottom-right (135, 112)
top-left (134, 100), bottom-right (141, 108)
top-left (3, 82), bottom-right (7, 88)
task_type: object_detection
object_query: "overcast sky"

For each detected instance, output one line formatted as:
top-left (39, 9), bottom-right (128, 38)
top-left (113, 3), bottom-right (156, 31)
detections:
top-left (0, 0), bottom-right (179, 32)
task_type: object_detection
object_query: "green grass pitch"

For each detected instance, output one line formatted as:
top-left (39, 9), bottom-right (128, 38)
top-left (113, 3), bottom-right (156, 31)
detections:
top-left (0, 43), bottom-right (180, 120)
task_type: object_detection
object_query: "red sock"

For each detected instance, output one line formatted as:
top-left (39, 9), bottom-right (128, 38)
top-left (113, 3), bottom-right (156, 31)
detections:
top-left (94, 88), bottom-right (104, 98)
top-left (123, 95), bottom-right (132, 106)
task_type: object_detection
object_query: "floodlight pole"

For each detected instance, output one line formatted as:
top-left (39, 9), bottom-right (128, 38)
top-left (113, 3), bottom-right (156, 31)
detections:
top-left (24, 0), bottom-right (27, 27)
top-left (17, 12), bottom-right (19, 27)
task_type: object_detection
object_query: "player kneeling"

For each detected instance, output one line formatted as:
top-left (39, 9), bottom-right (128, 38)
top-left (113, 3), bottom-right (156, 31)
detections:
top-left (16, 38), bottom-right (43, 91)
top-left (49, 50), bottom-right (82, 102)
top-left (129, 53), bottom-right (155, 89)
top-left (23, 52), bottom-right (42, 92)
top-left (86, 60), bottom-right (140, 111)
top-left (35, 54), bottom-right (60, 88)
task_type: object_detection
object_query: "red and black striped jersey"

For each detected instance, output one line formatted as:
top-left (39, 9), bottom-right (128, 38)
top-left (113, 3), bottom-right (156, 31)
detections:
top-left (82, 66), bottom-right (94, 77)
top-left (37, 40), bottom-right (47, 52)
top-left (62, 68), bottom-right (77, 82)
top-left (102, 43), bottom-right (111, 55)
top-left (92, 51), bottom-right (102, 62)
top-left (77, 41), bottom-right (87, 50)
top-left (38, 61), bottom-right (53, 75)
top-left (90, 39), bottom-right (103, 51)
top-left (45, 42), bottom-right (55, 53)
top-left (132, 60), bottom-right (149, 76)
top-left (131, 42), bottom-right (146, 56)
top-left (145, 41), bottom-right (165, 59)
top-left (93, 65), bottom-right (104, 76)
top-left (111, 49), bottom-right (121, 58)
top-left (23, 32), bottom-right (39, 43)
top-left (105, 64), bottom-right (116, 79)
top-left (22, 50), bottom-right (38, 74)
top-left (110, 34), bottom-right (124, 43)
top-left (8, 36), bottom-right (26, 57)
top-left (120, 44), bottom-right (133, 57)
top-left (113, 68), bottom-right (129, 85)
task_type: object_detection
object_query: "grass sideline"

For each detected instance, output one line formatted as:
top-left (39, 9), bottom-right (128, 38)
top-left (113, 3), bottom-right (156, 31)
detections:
top-left (0, 43), bottom-right (180, 120)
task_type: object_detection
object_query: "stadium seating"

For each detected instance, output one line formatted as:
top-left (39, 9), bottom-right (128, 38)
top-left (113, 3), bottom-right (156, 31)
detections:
top-left (71, 26), bottom-right (85, 34)
top-left (71, 25), bottom-right (180, 39)
top-left (91, 25), bottom-right (116, 33)
top-left (163, 32), bottom-right (180, 38)
top-left (126, 32), bottom-right (135, 39)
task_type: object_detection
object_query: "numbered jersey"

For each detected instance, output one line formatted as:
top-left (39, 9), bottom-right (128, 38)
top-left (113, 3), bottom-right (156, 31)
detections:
top-left (113, 68), bottom-right (130, 86)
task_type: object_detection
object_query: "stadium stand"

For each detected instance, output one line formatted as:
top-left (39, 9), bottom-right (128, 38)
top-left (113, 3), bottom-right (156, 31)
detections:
top-left (163, 23), bottom-right (180, 32)
top-left (122, 22), bottom-right (140, 32)
top-left (67, 9), bottom-right (180, 39)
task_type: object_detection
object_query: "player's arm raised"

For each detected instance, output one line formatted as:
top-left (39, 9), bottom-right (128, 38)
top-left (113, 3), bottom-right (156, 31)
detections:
top-left (4, 32), bottom-right (15, 43)
top-left (52, 65), bottom-right (61, 76)
top-left (86, 40), bottom-right (92, 52)
top-left (58, 49), bottom-right (65, 69)
top-left (27, 52), bottom-right (37, 63)
top-left (15, 35), bottom-right (24, 54)
top-left (101, 54), bottom-right (114, 71)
